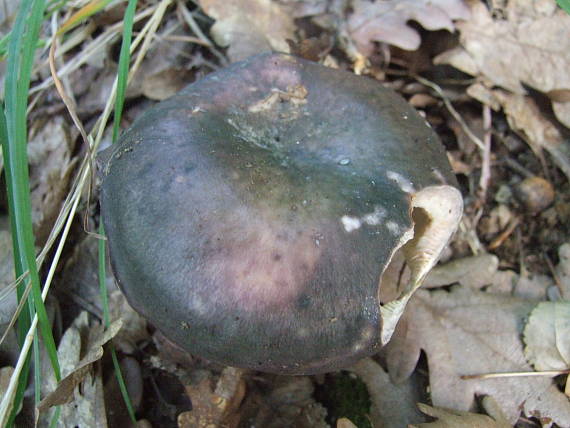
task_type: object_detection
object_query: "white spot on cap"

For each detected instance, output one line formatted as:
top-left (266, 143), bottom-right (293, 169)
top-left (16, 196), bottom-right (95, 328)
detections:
top-left (386, 171), bottom-right (415, 193)
top-left (362, 206), bottom-right (386, 226)
top-left (341, 216), bottom-right (362, 232)
top-left (386, 221), bottom-right (400, 235)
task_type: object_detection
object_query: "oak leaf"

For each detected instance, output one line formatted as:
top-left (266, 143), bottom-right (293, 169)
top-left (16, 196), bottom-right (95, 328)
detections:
top-left (347, 0), bottom-right (470, 53)
top-left (198, 0), bottom-right (294, 62)
top-left (384, 287), bottom-right (570, 425)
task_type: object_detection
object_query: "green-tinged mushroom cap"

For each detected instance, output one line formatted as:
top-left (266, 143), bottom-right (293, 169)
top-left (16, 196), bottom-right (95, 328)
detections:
top-left (98, 53), bottom-right (462, 374)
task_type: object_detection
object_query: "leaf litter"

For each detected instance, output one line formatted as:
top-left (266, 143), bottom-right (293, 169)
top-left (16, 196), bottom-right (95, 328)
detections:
top-left (3, 0), bottom-right (570, 426)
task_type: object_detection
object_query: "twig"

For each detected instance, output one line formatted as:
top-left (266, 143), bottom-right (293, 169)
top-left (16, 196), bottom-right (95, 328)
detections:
top-left (503, 157), bottom-right (534, 178)
top-left (414, 74), bottom-right (486, 151)
top-left (462, 369), bottom-right (569, 380)
top-left (478, 104), bottom-right (492, 200)
top-left (176, 0), bottom-right (227, 66)
top-left (488, 217), bottom-right (521, 250)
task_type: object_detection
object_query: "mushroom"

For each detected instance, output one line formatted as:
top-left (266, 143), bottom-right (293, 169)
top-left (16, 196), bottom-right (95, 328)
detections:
top-left (98, 53), bottom-right (462, 375)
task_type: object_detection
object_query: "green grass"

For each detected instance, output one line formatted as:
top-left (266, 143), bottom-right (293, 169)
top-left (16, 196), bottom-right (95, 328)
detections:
top-left (0, 0), bottom-right (71, 59)
top-left (0, 0), bottom-right (140, 424)
top-left (99, 0), bottom-right (139, 421)
top-left (2, 0), bottom-right (61, 424)
top-left (558, 0), bottom-right (570, 14)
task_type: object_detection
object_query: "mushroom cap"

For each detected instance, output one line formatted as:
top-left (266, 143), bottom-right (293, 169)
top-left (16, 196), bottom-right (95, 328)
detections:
top-left (99, 53), bottom-right (461, 374)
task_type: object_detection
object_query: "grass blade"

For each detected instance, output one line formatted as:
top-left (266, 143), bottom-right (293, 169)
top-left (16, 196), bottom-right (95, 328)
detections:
top-left (558, 0), bottom-right (570, 14)
top-left (99, 0), bottom-right (139, 422)
top-left (1, 0), bottom-right (61, 423)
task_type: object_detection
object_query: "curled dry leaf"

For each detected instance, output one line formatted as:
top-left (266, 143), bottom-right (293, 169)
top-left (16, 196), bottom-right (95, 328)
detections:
top-left (347, 0), bottom-right (471, 53)
top-left (412, 401), bottom-right (511, 428)
top-left (524, 301), bottom-right (570, 371)
top-left (435, 0), bottom-right (570, 128)
top-left (198, 0), bottom-right (294, 62)
top-left (349, 358), bottom-right (425, 427)
top-left (38, 316), bottom-right (123, 411)
top-left (178, 367), bottom-right (246, 428)
top-left (383, 287), bottom-right (570, 425)
top-left (38, 312), bottom-right (113, 427)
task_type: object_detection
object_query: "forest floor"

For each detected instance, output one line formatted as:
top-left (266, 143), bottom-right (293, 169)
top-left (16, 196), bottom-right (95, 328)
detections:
top-left (1, 0), bottom-right (570, 427)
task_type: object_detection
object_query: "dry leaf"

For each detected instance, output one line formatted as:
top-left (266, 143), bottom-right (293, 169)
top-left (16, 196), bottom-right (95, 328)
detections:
top-left (467, 84), bottom-right (570, 182)
top-left (38, 317), bottom-right (123, 411)
top-left (423, 254), bottom-right (499, 290)
top-left (347, 0), bottom-right (471, 53)
top-left (0, 366), bottom-right (14, 398)
top-left (412, 402), bottom-right (511, 428)
top-left (109, 290), bottom-right (148, 354)
top-left (524, 301), bottom-right (570, 371)
top-left (28, 116), bottom-right (76, 243)
top-left (435, 0), bottom-right (570, 128)
top-left (104, 357), bottom-right (144, 427)
top-left (198, 0), bottom-right (294, 62)
top-left (384, 287), bottom-right (570, 425)
top-left (178, 367), bottom-right (246, 428)
top-left (0, 217), bottom-right (16, 325)
top-left (336, 418), bottom-right (357, 428)
top-left (134, 19), bottom-right (196, 100)
top-left (249, 376), bottom-right (328, 428)
top-left (349, 358), bottom-right (425, 427)
top-left (39, 312), bottom-right (110, 427)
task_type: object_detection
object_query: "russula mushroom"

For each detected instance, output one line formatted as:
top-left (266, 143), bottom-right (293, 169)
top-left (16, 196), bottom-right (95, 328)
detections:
top-left (98, 53), bottom-right (462, 375)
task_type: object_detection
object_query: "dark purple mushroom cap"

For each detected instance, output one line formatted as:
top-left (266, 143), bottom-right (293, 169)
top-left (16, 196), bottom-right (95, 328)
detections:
top-left (98, 53), bottom-right (462, 375)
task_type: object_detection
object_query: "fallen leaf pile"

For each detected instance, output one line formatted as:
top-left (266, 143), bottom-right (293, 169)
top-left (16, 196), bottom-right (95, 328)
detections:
top-left (383, 286), bottom-right (570, 426)
top-left (412, 400), bottom-right (511, 428)
top-left (436, 0), bottom-right (570, 180)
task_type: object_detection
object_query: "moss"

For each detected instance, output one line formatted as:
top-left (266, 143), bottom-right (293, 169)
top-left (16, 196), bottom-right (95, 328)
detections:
top-left (315, 370), bottom-right (372, 428)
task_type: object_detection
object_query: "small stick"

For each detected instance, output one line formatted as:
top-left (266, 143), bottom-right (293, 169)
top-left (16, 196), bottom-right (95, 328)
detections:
top-left (488, 217), bottom-right (521, 250)
top-left (462, 369), bottom-right (569, 380)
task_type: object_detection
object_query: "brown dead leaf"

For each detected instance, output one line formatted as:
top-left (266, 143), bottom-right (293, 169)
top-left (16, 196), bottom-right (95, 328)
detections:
top-left (38, 312), bottom-right (110, 427)
top-left (423, 254), bottom-right (499, 290)
top-left (178, 367), bottom-right (246, 428)
top-left (349, 358), bottom-right (426, 427)
top-left (109, 290), bottom-right (148, 354)
top-left (0, 218), bottom-right (16, 325)
top-left (0, 366), bottom-right (14, 398)
top-left (38, 317), bottom-right (122, 411)
top-left (249, 376), bottom-right (328, 428)
top-left (412, 401), bottom-right (511, 428)
top-left (524, 301), bottom-right (570, 371)
top-left (133, 19), bottom-right (197, 101)
top-left (28, 116), bottom-right (76, 243)
top-left (336, 418), bottom-right (357, 428)
top-left (435, 0), bottom-right (570, 128)
top-left (384, 287), bottom-right (570, 425)
top-left (198, 0), bottom-right (294, 62)
top-left (468, 84), bottom-right (570, 181)
top-left (347, 0), bottom-right (471, 54)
